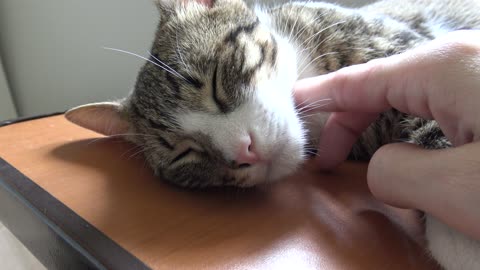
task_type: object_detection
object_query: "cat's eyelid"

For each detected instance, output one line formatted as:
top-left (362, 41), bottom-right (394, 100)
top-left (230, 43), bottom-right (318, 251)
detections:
top-left (170, 140), bottom-right (203, 165)
top-left (212, 64), bottom-right (229, 113)
top-left (170, 148), bottom-right (194, 165)
top-left (190, 143), bottom-right (204, 152)
top-left (178, 139), bottom-right (204, 153)
top-left (185, 76), bottom-right (204, 89)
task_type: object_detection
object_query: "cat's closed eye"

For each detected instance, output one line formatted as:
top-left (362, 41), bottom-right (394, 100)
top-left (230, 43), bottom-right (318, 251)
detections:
top-left (170, 148), bottom-right (196, 165)
top-left (211, 64), bottom-right (229, 113)
top-left (169, 140), bottom-right (204, 166)
top-left (185, 76), bottom-right (204, 89)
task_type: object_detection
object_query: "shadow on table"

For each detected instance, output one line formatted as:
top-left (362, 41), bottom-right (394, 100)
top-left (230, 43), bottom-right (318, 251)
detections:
top-left (50, 137), bottom-right (440, 270)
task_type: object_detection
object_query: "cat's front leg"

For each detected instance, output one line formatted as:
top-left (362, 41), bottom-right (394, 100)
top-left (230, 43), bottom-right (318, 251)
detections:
top-left (406, 119), bottom-right (452, 149)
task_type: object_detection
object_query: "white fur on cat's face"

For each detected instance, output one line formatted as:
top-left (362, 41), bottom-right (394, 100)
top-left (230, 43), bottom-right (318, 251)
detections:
top-left (177, 33), bottom-right (304, 186)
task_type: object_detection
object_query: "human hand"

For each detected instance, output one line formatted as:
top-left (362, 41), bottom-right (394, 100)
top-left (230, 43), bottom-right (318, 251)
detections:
top-left (294, 30), bottom-right (480, 240)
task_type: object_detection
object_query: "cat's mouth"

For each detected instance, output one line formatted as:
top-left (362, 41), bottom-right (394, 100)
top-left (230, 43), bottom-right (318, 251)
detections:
top-left (232, 147), bottom-right (301, 187)
top-left (226, 160), bottom-right (267, 187)
top-left (230, 124), bottom-right (307, 187)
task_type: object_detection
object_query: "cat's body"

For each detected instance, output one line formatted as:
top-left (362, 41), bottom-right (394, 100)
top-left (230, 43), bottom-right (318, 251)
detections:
top-left (268, 0), bottom-right (480, 159)
top-left (66, 0), bottom-right (480, 269)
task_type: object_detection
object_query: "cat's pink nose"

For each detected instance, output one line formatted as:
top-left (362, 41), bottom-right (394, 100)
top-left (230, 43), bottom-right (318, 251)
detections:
top-left (235, 135), bottom-right (260, 167)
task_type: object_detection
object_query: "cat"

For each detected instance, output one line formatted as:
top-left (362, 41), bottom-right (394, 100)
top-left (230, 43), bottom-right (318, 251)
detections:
top-left (65, 0), bottom-right (480, 269)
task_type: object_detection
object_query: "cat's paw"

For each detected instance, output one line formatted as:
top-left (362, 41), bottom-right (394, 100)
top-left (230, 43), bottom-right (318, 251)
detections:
top-left (406, 119), bottom-right (452, 149)
top-left (426, 215), bottom-right (480, 270)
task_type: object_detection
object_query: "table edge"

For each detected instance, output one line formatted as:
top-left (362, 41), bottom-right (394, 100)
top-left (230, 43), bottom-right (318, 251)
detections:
top-left (0, 157), bottom-right (151, 270)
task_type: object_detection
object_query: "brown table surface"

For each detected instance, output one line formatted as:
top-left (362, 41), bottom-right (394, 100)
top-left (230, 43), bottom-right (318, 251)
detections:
top-left (0, 115), bottom-right (440, 270)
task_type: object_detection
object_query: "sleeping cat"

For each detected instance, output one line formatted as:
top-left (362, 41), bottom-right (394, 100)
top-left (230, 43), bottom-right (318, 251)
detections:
top-left (65, 0), bottom-right (480, 269)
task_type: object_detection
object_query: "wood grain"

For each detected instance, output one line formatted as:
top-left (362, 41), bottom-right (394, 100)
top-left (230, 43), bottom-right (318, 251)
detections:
top-left (0, 115), bottom-right (440, 270)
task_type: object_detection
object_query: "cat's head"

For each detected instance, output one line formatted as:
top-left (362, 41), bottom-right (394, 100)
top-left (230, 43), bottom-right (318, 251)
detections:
top-left (66, 0), bottom-right (305, 188)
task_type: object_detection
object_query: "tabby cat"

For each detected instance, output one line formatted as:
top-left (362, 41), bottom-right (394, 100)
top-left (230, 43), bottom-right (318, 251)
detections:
top-left (66, 0), bottom-right (480, 269)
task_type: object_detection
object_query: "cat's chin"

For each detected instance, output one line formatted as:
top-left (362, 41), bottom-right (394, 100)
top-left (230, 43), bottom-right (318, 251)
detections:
top-left (236, 167), bottom-right (298, 188)
top-left (235, 152), bottom-right (304, 187)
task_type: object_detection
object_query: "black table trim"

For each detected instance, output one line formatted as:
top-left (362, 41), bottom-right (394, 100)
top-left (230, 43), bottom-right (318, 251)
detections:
top-left (0, 157), bottom-right (151, 270)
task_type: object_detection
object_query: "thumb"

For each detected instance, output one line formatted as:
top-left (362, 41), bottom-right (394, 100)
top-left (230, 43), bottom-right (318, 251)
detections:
top-left (368, 142), bottom-right (480, 240)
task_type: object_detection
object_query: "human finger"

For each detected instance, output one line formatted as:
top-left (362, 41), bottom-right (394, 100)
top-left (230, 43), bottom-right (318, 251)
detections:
top-left (315, 112), bottom-right (378, 169)
top-left (368, 142), bottom-right (480, 240)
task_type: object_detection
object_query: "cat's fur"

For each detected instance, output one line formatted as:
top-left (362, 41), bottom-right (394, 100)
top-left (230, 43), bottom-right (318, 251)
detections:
top-left (65, 0), bottom-right (480, 269)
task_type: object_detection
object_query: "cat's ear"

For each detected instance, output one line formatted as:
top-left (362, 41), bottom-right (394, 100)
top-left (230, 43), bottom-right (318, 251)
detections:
top-left (65, 102), bottom-right (130, 136)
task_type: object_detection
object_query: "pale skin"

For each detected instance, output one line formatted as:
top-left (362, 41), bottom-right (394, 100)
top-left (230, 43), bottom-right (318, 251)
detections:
top-left (294, 30), bottom-right (480, 241)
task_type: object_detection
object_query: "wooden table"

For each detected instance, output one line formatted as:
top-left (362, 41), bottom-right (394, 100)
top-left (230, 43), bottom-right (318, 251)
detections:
top-left (0, 115), bottom-right (440, 270)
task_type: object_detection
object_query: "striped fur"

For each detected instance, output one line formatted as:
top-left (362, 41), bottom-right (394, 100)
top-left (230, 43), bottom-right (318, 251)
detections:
top-left (126, 0), bottom-right (480, 188)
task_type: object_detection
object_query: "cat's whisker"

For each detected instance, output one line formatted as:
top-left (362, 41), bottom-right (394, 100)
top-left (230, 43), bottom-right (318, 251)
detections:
top-left (304, 148), bottom-right (319, 154)
top-left (290, 10), bottom-right (328, 44)
top-left (297, 98), bottom-right (332, 113)
top-left (304, 145), bottom-right (320, 151)
top-left (299, 52), bottom-right (338, 76)
top-left (298, 21), bottom-right (346, 48)
top-left (300, 31), bottom-right (336, 55)
top-left (297, 32), bottom-right (337, 68)
top-left (83, 122), bottom-right (155, 146)
top-left (113, 133), bottom-right (160, 139)
top-left (285, 3), bottom-right (303, 42)
top-left (299, 108), bottom-right (326, 116)
top-left (127, 145), bottom-right (159, 160)
top-left (84, 133), bottom-right (161, 146)
top-left (298, 116), bottom-right (320, 123)
top-left (283, 1), bottom-right (308, 35)
top-left (305, 145), bottom-right (327, 154)
top-left (299, 97), bottom-right (332, 107)
top-left (102, 47), bottom-right (187, 82)
top-left (147, 51), bottom-right (188, 81)
top-left (120, 145), bottom-right (144, 159)
top-left (286, 18), bottom-right (296, 43)
top-left (294, 96), bottom-right (312, 110)
top-left (299, 104), bottom-right (333, 116)
top-left (298, 113), bottom-right (322, 120)
top-left (281, 6), bottom-right (292, 35)
top-left (300, 121), bottom-right (313, 127)
top-left (295, 102), bottom-right (309, 111)
top-left (128, 150), bottom-right (147, 160)
top-left (290, 9), bottom-right (328, 41)
top-left (143, 153), bottom-right (155, 170)
top-left (299, 100), bottom-right (332, 111)
top-left (298, 101), bottom-right (333, 115)
top-left (86, 137), bottom-right (112, 146)
top-left (304, 150), bottom-right (322, 157)
top-left (175, 32), bottom-right (193, 77)
top-left (298, 112), bottom-right (320, 119)
top-left (298, 106), bottom-right (328, 117)
top-left (296, 104), bottom-right (315, 115)
top-left (140, 146), bottom-right (158, 163)
top-left (294, 42), bottom-right (321, 73)
top-left (298, 108), bottom-right (327, 118)
top-left (136, 146), bottom-right (157, 161)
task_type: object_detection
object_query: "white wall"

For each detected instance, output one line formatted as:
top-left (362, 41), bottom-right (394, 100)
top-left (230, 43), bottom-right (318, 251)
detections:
top-left (0, 0), bottom-right (158, 117)
top-left (0, 0), bottom-right (374, 118)
top-left (0, 57), bottom-right (17, 120)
